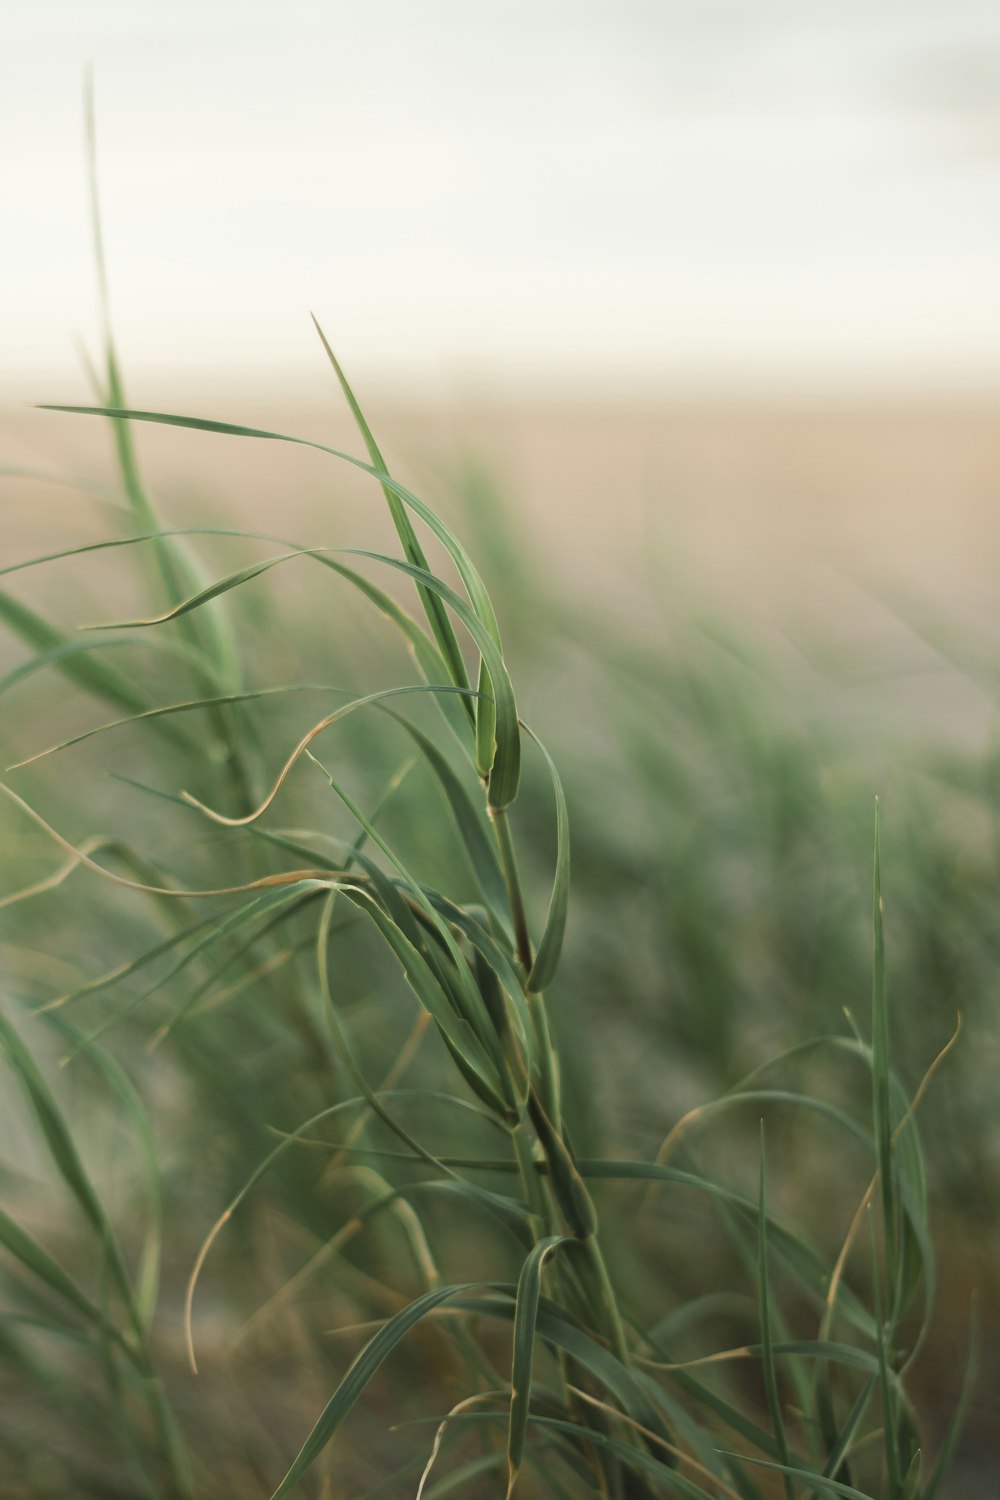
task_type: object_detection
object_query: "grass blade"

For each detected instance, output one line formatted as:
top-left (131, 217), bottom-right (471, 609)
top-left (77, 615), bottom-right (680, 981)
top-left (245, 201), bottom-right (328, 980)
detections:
top-left (268, 1284), bottom-right (479, 1499)
top-left (524, 727), bottom-right (569, 993)
top-left (507, 1236), bottom-right (568, 1496)
top-left (310, 315), bottom-right (473, 715)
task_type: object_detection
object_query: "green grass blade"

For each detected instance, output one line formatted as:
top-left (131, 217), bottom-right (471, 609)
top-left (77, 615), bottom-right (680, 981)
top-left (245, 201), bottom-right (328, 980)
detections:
top-left (377, 707), bottom-right (507, 917)
top-left (38, 406), bottom-right (501, 640)
top-left (72, 536), bottom-right (520, 804)
top-left (67, 884), bottom-right (325, 1052)
top-left (716, 1453), bottom-right (874, 1500)
top-left (578, 1159), bottom-right (876, 1340)
top-left (341, 549), bottom-right (518, 806)
top-left (8, 683), bottom-right (340, 769)
top-left (427, 1410), bottom-right (719, 1500)
top-left (39, 408), bottom-right (517, 784)
top-left (821, 1374), bottom-right (876, 1482)
top-left (310, 316), bottom-right (473, 713)
top-left (507, 1236), bottom-right (568, 1497)
top-left (268, 1284), bottom-right (479, 1499)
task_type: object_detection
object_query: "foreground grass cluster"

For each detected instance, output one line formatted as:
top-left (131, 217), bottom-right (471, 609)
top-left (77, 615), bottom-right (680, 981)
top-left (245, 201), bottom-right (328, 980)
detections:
top-left (0, 324), bottom-right (980, 1499)
top-left (0, 121), bottom-right (983, 1497)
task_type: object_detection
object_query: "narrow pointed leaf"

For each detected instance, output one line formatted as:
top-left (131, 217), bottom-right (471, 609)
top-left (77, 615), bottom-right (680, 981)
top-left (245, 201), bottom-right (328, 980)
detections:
top-left (507, 1236), bottom-right (568, 1496)
top-left (269, 1284), bottom-right (478, 1499)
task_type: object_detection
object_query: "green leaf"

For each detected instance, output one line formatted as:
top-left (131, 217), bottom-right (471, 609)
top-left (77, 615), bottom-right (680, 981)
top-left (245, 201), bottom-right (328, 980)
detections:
top-left (507, 1237), bottom-right (568, 1496)
top-left (716, 1452), bottom-right (874, 1500)
top-left (378, 707), bottom-right (507, 916)
top-left (523, 727), bottom-right (569, 993)
top-left (310, 316), bottom-right (473, 716)
top-left (821, 1375), bottom-right (876, 1482)
top-left (38, 409), bottom-right (519, 800)
top-left (269, 1284), bottom-right (479, 1499)
top-left (343, 887), bottom-right (508, 1112)
top-left (330, 548), bottom-right (519, 808)
top-left (578, 1159), bottom-right (876, 1340)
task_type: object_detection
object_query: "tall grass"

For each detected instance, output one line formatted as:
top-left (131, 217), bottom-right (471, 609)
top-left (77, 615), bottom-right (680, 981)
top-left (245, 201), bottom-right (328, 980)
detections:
top-left (0, 111), bottom-right (981, 1500)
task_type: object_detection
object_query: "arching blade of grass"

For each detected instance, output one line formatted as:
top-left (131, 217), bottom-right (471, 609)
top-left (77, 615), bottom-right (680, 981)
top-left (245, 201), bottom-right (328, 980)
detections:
top-left (424, 1409), bottom-right (720, 1500)
top-left (507, 1236), bottom-right (568, 1498)
top-left (310, 315), bottom-right (473, 718)
top-left (38, 407), bottom-right (518, 789)
top-left (2, 521), bottom-right (476, 752)
top-left (715, 1454), bottom-right (874, 1500)
top-left (649, 1085), bottom-right (878, 1182)
top-left (461, 1293), bottom-right (670, 1444)
top-left (37, 407), bottom-right (504, 657)
top-left (267, 1283), bottom-right (482, 1500)
top-left (79, 548), bottom-right (326, 629)
top-left (578, 1160), bottom-right (875, 1340)
top-left (36, 905), bottom-right (223, 1014)
top-left (65, 883), bottom-right (325, 1053)
top-left (8, 683), bottom-right (348, 770)
top-left (73, 537), bottom-right (520, 806)
top-left (151, 888), bottom-right (324, 1045)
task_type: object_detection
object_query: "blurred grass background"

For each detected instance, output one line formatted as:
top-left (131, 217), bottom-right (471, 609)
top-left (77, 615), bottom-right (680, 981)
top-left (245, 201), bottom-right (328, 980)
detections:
top-left (1, 389), bottom-right (996, 1492)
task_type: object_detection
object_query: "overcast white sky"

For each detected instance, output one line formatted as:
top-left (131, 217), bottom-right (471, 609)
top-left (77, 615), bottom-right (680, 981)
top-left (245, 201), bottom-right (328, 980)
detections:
top-left (6, 1), bottom-right (1000, 394)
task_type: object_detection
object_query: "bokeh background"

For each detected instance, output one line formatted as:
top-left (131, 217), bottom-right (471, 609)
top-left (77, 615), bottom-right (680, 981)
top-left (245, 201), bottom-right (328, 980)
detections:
top-left (3, 4), bottom-right (999, 1495)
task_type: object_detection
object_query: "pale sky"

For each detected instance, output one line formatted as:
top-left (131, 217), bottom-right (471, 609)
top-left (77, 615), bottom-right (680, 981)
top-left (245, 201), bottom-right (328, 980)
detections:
top-left (6, 1), bottom-right (1000, 394)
